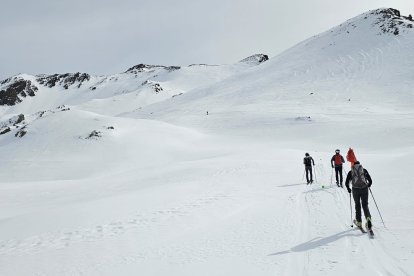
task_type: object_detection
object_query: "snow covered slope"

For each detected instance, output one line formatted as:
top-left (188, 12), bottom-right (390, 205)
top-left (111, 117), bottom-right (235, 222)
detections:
top-left (0, 54), bottom-right (268, 117)
top-left (0, 8), bottom-right (413, 276)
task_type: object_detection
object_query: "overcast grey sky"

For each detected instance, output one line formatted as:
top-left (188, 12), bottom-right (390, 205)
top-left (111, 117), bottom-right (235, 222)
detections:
top-left (1, 0), bottom-right (413, 79)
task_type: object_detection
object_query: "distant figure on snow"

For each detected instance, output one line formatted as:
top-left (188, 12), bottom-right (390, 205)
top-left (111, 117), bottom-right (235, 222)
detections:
top-left (206, 111), bottom-right (209, 115)
top-left (303, 153), bottom-right (315, 184)
top-left (345, 161), bottom-right (373, 230)
top-left (331, 149), bottom-right (345, 187)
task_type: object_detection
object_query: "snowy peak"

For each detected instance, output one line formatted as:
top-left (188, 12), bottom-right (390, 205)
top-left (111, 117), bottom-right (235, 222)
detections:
top-left (328, 8), bottom-right (414, 38)
top-left (373, 8), bottom-right (414, 35)
top-left (239, 54), bottom-right (269, 65)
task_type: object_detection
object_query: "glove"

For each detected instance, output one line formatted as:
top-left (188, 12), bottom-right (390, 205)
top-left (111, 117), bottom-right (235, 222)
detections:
top-left (347, 187), bottom-right (352, 194)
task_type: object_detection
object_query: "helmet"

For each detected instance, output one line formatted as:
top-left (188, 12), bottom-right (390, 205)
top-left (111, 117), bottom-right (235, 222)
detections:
top-left (305, 153), bottom-right (309, 156)
top-left (335, 149), bottom-right (340, 153)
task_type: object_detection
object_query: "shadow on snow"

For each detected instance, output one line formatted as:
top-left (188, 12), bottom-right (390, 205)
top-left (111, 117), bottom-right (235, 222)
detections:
top-left (269, 229), bottom-right (360, 256)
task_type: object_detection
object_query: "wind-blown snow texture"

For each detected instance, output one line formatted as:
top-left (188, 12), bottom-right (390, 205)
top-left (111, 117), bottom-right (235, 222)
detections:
top-left (0, 8), bottom-right (414, 275)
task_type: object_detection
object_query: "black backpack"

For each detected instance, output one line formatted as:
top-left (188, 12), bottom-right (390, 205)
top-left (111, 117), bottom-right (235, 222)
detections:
top-left (304, 156), bottom-right (312, 166)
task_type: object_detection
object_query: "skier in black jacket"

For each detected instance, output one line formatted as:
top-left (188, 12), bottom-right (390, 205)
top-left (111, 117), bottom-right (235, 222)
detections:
top-left (303, 153), bottom-right (315, 184)
top-left (345, 161), bottom-right (373, 230)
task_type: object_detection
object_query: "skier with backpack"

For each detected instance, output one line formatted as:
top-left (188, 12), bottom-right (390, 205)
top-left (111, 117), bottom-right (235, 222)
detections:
top-left (303, 153), bottom-right (315, 184)
top-left (345, 161), bottom-right (373, 233)
top-left (331, 149), bottom-right (345, 187)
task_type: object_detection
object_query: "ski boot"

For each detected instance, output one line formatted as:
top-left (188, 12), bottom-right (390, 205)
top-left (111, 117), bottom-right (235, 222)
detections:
top-left (365, 217), bottom-right (372, 230)
top-left (365, 217), bottom-right (374, 237)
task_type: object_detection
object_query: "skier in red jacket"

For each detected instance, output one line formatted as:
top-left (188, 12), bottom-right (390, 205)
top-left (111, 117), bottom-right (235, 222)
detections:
top-left (331, 149), bottom-right (345, 187)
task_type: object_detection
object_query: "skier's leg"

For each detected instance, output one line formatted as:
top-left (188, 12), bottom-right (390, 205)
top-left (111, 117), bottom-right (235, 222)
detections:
top-left (352, 189), bottom-right (362, 223)
top-left (305, 167), bottom-right (310, 183)
top-left (361, 188), bottom-right (372, 228)
top-left (335, 167), bottom-right (339, 184)
top-left (339, 166), bottom-right (343, 186)
top-left (309, 167), bottom-right (313, 182)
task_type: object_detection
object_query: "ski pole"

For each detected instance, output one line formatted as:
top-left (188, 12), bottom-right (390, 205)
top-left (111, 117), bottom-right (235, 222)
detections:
top-left (302, 169), bottom-right (306, 183)
top-left (349, 192), bottom-right (353, 228)
top-left (369, 187), bottom-right (386, 228)
top-left (330, 168), bottom-right (333, 187)
top-left (313, 165), bottom-right (317, 183)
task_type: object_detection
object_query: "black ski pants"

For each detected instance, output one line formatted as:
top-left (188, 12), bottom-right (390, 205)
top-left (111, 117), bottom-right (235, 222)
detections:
top-left (352, 187), bottom-right (371, 222)
top-left (334, 166), bottom-right (343, 184)
top-left (305, 166), bottom-right (313, 183)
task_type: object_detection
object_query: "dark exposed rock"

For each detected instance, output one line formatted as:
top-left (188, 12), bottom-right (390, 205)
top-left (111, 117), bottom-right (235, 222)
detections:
top-left (1, 77), bottom-right (12, 85)
top-left (14, 114), bottom-right (25, 125)
top-left (152, 83), bottom-right (163, 93)
top-left (0, 79), bottom-right (38, 106)
top-left (1, 113), bottom-right (25, 129)
top-left (36, 72), bottom-right (90, 89)
top-left (57, 105), bottom-right (70, 111)
top-left (172, 92), bottom-right (183, 98)
top-left (86, 130), bottom-right (102, 139)
top-left (141, 80), bottom-right (163, 93)
top-left (107, 126), bottom-right (114, 130)
top-left (373, 8), bottom-right (414, 35)
top-left (0, 127), bottom-right (11, 135)
top-left (37, 111), bottom-right (47, 118)
top-left (15, 127), bottom-right (27, 138)
top-left (239, 54), bottom-right (269, 65)
top-left (125, 64), bottom-right (180, 74)
top-left (34, 106), bottom-right (70, 120)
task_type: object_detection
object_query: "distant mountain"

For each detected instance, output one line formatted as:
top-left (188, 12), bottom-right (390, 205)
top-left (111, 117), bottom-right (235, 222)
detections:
top-left (2, 7), bottom-right (414, 139)
top-left (121, 7), bottom-right (414, 127)
top-left (0, 54), bottom-right (268, 109)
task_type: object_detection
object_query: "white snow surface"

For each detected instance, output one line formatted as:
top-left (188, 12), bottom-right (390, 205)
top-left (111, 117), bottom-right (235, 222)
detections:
top-left (1, 8), bottom-right (414, 275)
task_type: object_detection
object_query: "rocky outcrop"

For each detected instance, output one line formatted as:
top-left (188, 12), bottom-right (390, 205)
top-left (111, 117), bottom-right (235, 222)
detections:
top-left (125, 64), bottom-right (180, 74)
top-left (373, 8), bottom-right (414, 35)
top-left (36, 72), bottom-right (91, 89)
top-left (0, 114), bottom-right (25, 135)
top-left (86, 130), bottom-right (102, 139)
top-left (239, 54), bottom-right (269, 65)
top-left (0, 78), bottom-right (38, 106)
top-left (15, 127), bottom-right (27, 138)
top-left (0, 106), bottom-right (70, 137)
top-left (141, 80), bottom-right (164, 93)
top-left (0, 127), bottom-right (11, 135)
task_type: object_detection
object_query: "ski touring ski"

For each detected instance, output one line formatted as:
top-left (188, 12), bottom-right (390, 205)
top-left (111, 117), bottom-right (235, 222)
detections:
top-left (353, 219), bottom-right (366, 233)
top-left (367, 229), bottom-right (374, 238)
top-left (366, 226), bottom-right (374, 238)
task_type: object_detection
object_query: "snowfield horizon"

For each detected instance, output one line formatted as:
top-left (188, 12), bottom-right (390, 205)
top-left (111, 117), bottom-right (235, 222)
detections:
top-left (1, 7), bottom-right (413, 276)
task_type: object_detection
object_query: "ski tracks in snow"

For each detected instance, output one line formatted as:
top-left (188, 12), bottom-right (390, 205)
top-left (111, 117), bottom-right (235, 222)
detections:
top-left (0, 193), bottom-right (233, 256)
top-left (0, 157), bottom-right (410, 275)
top-left (274, 174), bottom-right (408, 275)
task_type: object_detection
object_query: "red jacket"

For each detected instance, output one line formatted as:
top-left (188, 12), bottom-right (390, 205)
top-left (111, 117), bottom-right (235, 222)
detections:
top-left (331, 154), bottom-right (345, 167)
